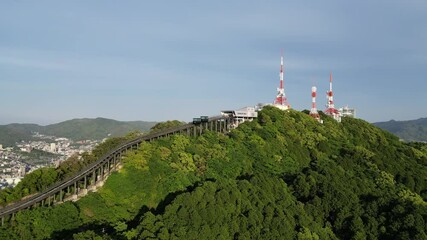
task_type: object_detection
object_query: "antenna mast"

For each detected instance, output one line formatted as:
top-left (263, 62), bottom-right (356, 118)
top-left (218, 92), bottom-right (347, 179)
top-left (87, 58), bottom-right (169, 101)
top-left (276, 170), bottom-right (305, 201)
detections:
top-left (325, 72), bottom-right (341, 122)
top-left (310, 86), bottom-right (321, 122)
top-left (273, 53), bottom-right (291, 110)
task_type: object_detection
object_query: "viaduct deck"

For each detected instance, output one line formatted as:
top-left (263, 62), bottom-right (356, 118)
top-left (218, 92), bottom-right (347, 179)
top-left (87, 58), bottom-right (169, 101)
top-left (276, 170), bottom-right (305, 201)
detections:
top-left (0, 116), bottom-right (231, 225)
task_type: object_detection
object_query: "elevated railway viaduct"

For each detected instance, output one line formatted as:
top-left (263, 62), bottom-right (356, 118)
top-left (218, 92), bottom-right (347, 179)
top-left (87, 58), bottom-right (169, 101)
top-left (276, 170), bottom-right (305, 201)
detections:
top-left (0, 116), bottom-right (232, 225)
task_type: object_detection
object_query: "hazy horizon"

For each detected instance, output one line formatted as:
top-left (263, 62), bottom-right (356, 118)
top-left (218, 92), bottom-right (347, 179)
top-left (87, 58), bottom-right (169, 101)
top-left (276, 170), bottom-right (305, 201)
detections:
top-left (1, 113), bottom-right (426, 127)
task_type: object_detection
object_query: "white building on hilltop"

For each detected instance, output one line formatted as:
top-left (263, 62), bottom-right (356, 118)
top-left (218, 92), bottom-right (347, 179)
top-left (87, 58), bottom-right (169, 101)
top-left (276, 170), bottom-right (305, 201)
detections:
top-left (221, 106), bottom-right (258, 129)
top-left (339, 106), bottom-right (356, 118)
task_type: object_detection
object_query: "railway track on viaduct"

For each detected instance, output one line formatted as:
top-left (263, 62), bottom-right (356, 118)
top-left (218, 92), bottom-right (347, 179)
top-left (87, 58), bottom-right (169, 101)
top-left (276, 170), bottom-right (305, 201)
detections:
top-left (0, 116), bottom-right (231, 225)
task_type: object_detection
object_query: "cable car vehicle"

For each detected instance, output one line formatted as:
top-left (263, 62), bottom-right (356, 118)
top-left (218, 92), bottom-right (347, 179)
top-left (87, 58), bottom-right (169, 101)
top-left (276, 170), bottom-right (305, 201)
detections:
top-left (193, 118), bottom-right (201, 124)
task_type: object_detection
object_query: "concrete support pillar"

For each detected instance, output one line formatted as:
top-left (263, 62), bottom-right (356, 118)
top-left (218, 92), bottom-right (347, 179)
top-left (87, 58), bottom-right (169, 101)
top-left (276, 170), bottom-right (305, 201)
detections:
top-left (84, 176), bottom-right (87, 189)
top-left (59, 189), bottom-right (63, 202)
top-left (74, 182), bottom-right (77, 195)
top-left (228, 118), bottom-right (230, 131)
top-left (101, 165), bottom-right (104, 180)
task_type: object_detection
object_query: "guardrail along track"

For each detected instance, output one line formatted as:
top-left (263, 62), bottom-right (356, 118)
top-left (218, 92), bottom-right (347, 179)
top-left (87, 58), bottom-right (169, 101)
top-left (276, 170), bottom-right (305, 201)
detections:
top-left (0, 116), bottom-right (231, 225)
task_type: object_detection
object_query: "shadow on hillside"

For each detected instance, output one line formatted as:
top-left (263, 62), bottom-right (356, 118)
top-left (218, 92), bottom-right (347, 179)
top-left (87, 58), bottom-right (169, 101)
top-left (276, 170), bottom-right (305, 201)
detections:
top-left (127, 178), bottom-right (217, 229)
top-left (50, 178), bottom-right (217, 239)
top-left (50, 223), bottom-right (121, 240)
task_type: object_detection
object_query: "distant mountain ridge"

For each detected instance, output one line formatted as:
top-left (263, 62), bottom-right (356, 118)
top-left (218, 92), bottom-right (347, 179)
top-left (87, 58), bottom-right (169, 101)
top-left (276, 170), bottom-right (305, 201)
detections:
top-left (374, 118), bottom-right (427, 142)
top-left (0, 118), bottom-right (157, 147)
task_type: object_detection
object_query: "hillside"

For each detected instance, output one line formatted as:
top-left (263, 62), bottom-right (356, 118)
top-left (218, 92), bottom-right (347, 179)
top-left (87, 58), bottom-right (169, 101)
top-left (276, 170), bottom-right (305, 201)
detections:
top-left (1, 107), bottom-right (427, 239)
top-left (0, 124), bottom-right (42, 147)
top-left (0, 118), bottom-right (157, 147)
top-left (43, 118), bottom-right (157, 141)
top-left (374, 118), bottom-right (427, 142)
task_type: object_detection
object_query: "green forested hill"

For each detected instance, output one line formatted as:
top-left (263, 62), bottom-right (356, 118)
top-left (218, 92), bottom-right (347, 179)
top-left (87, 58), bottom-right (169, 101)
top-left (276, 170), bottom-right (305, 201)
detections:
top-left (0, 118), bottom-right (156, 146)
top-left (374, 118), bottom-right (427, 142)
top-left (43, 117), bottom-right (156, 140)
top-left (0, 123), bottom-right (42, 147)
top-left (1, 107), bottom-right (427, 239)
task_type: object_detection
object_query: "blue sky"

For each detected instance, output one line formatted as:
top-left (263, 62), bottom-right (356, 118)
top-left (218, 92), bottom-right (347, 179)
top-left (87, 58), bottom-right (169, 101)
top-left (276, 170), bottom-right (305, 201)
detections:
top-left (1, 1), bottom-right (426, 124)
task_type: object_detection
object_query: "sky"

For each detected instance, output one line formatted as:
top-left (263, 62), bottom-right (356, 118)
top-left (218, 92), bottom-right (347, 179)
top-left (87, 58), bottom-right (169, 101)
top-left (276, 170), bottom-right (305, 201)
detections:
top-left (1, 1), bottom-right (426, 125)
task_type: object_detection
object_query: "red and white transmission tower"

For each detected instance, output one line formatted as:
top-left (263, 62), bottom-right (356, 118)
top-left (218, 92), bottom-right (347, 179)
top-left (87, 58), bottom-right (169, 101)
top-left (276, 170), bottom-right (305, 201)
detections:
top-left (310, 86), bottom-right (321, 122)
top-left (273, 54), bottom-right (291, 110)
top-left (325, 72), bottom-right (341, 122)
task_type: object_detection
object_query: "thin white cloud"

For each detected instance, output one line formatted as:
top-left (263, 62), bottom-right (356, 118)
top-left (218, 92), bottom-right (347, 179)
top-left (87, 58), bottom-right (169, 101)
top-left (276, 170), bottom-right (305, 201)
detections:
top-left (0, 50), bottom-right (71, 71)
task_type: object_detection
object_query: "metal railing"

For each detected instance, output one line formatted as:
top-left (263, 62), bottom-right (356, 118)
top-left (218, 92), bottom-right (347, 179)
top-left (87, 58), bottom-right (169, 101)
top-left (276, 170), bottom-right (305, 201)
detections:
top-left (0, 116), bottom-right (230, 222)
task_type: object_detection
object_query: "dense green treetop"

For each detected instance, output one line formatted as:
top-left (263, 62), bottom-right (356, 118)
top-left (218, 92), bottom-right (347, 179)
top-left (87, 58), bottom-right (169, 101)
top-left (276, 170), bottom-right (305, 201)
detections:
top-left (1, 106), bottom-right (427, 239)
top-left (149, 120), bottom-right (187, 133)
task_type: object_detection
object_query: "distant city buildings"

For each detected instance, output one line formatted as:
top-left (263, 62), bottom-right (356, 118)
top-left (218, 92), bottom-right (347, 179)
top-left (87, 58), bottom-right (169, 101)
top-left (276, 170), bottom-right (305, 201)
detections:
top-left (0, 132), bottom-right (101, 189)
top-left (50, 143), bottom-right (56, 153)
